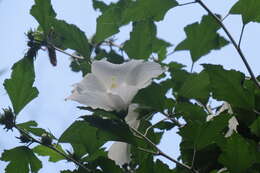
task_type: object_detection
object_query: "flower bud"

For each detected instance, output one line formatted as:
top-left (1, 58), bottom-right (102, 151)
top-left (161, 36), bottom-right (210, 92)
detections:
top-left (41, 133), bottom-right (53, 145)
top-left (0, 107), bottom-right (15, 131)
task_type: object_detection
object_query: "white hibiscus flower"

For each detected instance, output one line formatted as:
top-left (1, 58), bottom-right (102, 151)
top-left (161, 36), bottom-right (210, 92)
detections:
top-left (67, 59), bottom-right (165, 165)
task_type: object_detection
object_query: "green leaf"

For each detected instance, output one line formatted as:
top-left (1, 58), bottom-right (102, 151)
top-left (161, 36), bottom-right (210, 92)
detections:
top-left (136, 158), bottom-right (173, 173)
top-left (133, 82), bottom-right (167, 111)
top-left (70, 58), bottom-right (91, 76)
top-left (154, 121), bottom-right (176, 131)
top-left (0, 146), bottom-right (42, 173)
top-left (179, 114), bottom-right (231, 150)
top-left (17, 121), bottom-right (48, 137)
top-left (33, 145), bottom-right (65, 162)
top-left (175, 102), bottom-right (207, 122)
top-left (30, 0), bottom-right (56, 33)
top-left (230, 0), bottom-right (260, 24)
top-left (175, 15), bottom-right (229, 62)
top-left (82, 116), bottom-right (136, 144)
top-left (250, 116), bottom-right (260, 137)
top-left (178, 71), bottom-right (210, 100)
top-left (124, 20), bottom-right (156, 59)
top-left (92, 0), bottom-right (108, 12)
top-left (203, 64), bottom-right (255, 110)
top-left (93, 0), bottom-right (177, 43)
top-left (219, 134), bottom-right (256, 173)
top-left (93, 157), bottom-right (123, 173)
top-left (50, 19), bottom-right (91, 57)
top-left (4, 57), bottom-right (39, 115)
top-left (94, 0), bottom-right (130, 43)
top-left (59, 121), bottom-right (105, 154)
top-left (122, 0), bottom-right (178, 22)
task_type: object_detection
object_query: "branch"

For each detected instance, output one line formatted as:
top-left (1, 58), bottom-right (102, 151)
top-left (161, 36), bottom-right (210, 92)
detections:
top-left (15, 125), bottom-right (91, 172)
top-left (196, 0), bottom-right (260, 89)
top-left (238, 24), bottom-right (246, 48)
top-left (130, 127), bottom-right (198, 173)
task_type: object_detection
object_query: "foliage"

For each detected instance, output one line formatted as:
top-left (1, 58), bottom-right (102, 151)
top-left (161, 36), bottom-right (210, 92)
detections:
top-left (1, 0), bottom-right (260, 173)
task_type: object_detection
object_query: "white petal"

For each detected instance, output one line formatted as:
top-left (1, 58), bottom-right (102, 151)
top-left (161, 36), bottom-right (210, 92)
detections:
top-left (125, 104), bottom-right (140, 129)
top-left (92, 60), bottom-right (135, 89)
top-left (66, 90), bottom-right (127, 111)
top-left (108, 142), bottom-right (131, 166)
top-left (217, 168), bottom-right (228, 173)
top-left (110, 84), bottom-right (139, 106)
top-left (225, 116), bottom-right (239, 138)
top-left (126, 61), bottom-right (165, 88)
top-left (217, 102), bottom-right (233, 115)
top-left (75, 73), bottom-right (106, 93)
top-left (206, 114), bottom-right (215, 122)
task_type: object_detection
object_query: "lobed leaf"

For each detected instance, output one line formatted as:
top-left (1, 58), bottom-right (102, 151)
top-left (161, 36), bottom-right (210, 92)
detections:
top-left (218, 134), bottom-right (256, 173)
top-left (230, 0), bottom-right (260, 24)
top-left (4, 57), bottom-right (38, 115)
top-left (203, 64), bottom-right (255, 110)
top-left (175, 15), bottom-right (229, 62)
top-left (0, 146), bottom-right (42, 173)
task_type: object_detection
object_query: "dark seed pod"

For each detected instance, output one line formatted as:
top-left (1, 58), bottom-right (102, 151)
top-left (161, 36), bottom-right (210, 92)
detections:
top-left (0, 107), bottom-right (15, 131)
top-left (47, 45), bottom-right (57, 66)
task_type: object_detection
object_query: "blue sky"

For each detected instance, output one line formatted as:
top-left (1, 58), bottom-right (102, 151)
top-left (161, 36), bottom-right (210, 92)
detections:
top-left (0, 0), bottom-right (259, 172)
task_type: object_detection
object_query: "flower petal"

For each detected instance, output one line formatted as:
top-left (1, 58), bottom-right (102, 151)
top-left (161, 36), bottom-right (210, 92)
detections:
top-left (126, 61), bottom-right (165, 88)
top-left (108, 142), bottom-right (131, 166)
top-left (225, 116), bottom-right (239, 138)
top-left (66, 90), bottom-right (127, 111)
top-left (92, 60), bottom-right (133, 89)
top-left (75, 73), bottom-right (106, 93)
top-left (125, 104), bottom-right (140, 129)
top-left (110, 84), bottom-right (139, 106)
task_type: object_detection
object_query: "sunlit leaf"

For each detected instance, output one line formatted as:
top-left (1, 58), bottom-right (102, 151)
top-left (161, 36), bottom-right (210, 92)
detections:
top-left (124, 20), bottom-right (156, 59)
top-left (122, 0), bottom-right (178, 22)
top-left (50, 19), bottom-right (91, 57)
top-left (30, 0), bottom-right (56, 33)
top-left (4, 57), bottom-right (38, 115)
top-left (0, 146), bottom-right (42, 173)
top-left (17, 121), bottom-right (48, 137)
top-left (59, 121), bottom-right (105, 154)
top-left (175, 15), bottom-right (229, 62)
top-left (230, 0), bottom-right (260, 24)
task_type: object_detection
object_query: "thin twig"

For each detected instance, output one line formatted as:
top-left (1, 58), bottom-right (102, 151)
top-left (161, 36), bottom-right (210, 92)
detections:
top-left (102, 40), bottom-right (123, 49)
top-left (53, 46), bottom-right (85, 60)
top-left (221, 13), bottom-right (230, 22)
top-left (238, 24), bottom-right (246, 48)
top-left (137, 147), bottom-right (158, 155)
top-left (131, 127), bottom-right (198, 173)
top-left (144, 118), bottom-right (168, 136)
top-left (178, 1), bottom-right (196, 6)
top-left (190, 62), bottom-right (195, 73)
top-left (15, 125), bottom-right (91, 172)
top-left (161, 112), bottom-right (183, 127)
top-left (196, 0), bottom-right (260, 89)
top-left (191, 146), bottom-right (196, 169)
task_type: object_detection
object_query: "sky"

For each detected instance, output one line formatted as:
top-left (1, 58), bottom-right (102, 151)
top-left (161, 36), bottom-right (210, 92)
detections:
top-left (0, 0), bottom-right (259, 172)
